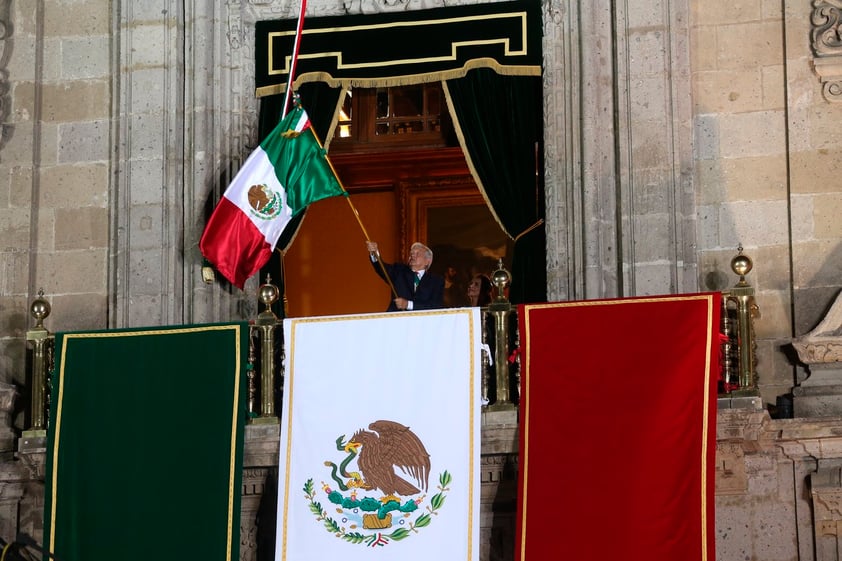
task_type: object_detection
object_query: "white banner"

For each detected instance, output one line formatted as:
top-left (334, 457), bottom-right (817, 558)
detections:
top-left (276, 308), bottom-right (482, 561)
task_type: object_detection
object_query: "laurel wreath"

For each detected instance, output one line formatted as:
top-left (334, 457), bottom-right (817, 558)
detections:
top-left (304, 470), bottom-right (452, 547)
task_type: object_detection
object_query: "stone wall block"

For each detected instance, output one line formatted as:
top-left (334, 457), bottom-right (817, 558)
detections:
top-left (49, 293), bottom-right (107, 332)
top-left (13, 1), bottom-right (37, 37)
top-left (127, 113), bottom-right (166, 161)
top-left (0, 252), bottom-right (28, 295)
top-left (761, 64), bottom-right (785, 110)
top-left (40, 38), bottom-right (63, 83)
top-left (44, 0), bottom-right (110, 37)
top-left (630, 262), bottom-right (675, 294)
top-left (755, 338), bottom-right (798, 399)
top-left (630, 169), bottom-right (675, 214)
top-left (721, 156), bottom-right (787, 201)
top-left (0, 295), bottom-right (28, 340)
top-left (793, 240), bottom-right (842, 288)
top-left (7, 36), bottom-right (37, 83)
top-left (127, 160), bottom-right (165, 206)
top-left (55, 207), bottom-right (108, 250)
top-left (750, 244), bottom-right (794, 292)
top-left (718, 109), bottom-right (786, 158)
top-left (718, 200), bottom-right (789, 247)
top-left (790, 150), bottom-right (842, 194)
top-left (61, 36), bottom-right (110, 80)
top-left (633, 213), bottom-right (673, 262)
top-left (694, 69), bottom-right (763, 113)
top-left (698, 248), bottom-right (739, 291)
top-left (752, 288), bottom-right (790, 339)
top-left (130, 68), bottom-right (167, 114)
top-left (629, 120), bottom-right (670, 168)
top-left (696, 205), bottom-right (720, 249)
top-left (39, 163), bottom-right (108, 208)
top-left (33, 249), bottom-right (107, 295)
top-left (716, 21), bottom-right (784, 70)
top-left (57, 120), bottom-right (109, 163)
top-left (626, 0), bottom-right (666, 29)
top-left (0, 124), bottom-right (35, 165)
top-left (127, 205), bottom-right (164, 250)
top-left (8, 167), bottom-right (34, 208)
top-left (814, 194), bottom-right (842, 239)
top-left (0, 210), bottom-right (31, 251)
top-left (128, 248), bottom-right (165, 297)
top-left (35, 211), bottom-right (56, 252)
top-left (125, 24), bottom-right (175, 68)
top-left (693, 113), bottom-right (720, 160)
top-left (37, 124), bottom-right (60, 167)
top-left (809, 104), bottom-right (842, 149)
top-left (42, 81), bottom-right (109, 122)
top-left (628, 29), bottom-right (667, 76)
top-left (11, 82), bottom-right (36, 123)
top-left (696, 160), bottom-right (726, 205)
top-left (629, 76), bottom-right (669, 121)
top-left (691, 26), bottom-right (718, 71)
top-left (693, 0), bottom-right (762, 26)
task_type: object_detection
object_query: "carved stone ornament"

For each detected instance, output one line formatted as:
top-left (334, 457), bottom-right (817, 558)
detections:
top-left (792, 290), bottom-right (842, 364)
top-left (811, 0), bottom-right (842, 102)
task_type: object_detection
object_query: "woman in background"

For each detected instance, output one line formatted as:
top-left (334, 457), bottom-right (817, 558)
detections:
top-left (467, 274), bottom-right (493, 307)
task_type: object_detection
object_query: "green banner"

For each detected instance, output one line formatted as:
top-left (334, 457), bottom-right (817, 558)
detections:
top-left (44, 323), bottom-right (248, 561)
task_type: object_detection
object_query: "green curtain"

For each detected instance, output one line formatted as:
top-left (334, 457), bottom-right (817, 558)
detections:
top-left (258, 82), bottom-right (342, 319)
top-left (446, 68), bottom-right (546, 304)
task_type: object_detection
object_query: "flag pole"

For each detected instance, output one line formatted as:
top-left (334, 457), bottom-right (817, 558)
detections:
top-left (302, 118), bottom-right (400, 299)
top-left (282, 0), bottom-right (307, 118)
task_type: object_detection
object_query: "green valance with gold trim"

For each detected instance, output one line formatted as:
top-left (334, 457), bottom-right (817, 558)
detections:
top-left (255, 0), bottom-right (542, 96)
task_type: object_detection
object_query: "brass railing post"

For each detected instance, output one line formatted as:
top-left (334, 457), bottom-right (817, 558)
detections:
top-left (480, 312), bottom-right (491, 405)
top-left (24, 290), bottom-right (52, 437)
top-left (251, 277), bottom-right (280, 424)
top-left (723, 247), bottom-right (760, 394)
top-left (486, 260), bottom-right (516, 411)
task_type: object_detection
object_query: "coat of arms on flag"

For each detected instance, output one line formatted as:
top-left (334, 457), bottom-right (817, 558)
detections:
top-left (276, 309), bottom-right (482, 561)
top-left (200, 99), bottom-right (346, 289)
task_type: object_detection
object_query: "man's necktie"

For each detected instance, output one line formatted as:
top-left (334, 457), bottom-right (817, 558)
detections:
top-left (414, 273), bottom-right (421, 290)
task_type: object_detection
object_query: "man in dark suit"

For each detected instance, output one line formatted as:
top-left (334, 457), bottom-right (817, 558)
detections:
top-left (365, 240), bottom-right (445, 311)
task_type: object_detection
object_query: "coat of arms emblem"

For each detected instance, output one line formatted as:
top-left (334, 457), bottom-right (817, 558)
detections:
top-left (304, 419), bottom-right (451, 547)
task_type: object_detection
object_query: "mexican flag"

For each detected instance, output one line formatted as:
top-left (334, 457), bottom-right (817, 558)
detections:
top-left (200, 103), bottom-right (346, 288)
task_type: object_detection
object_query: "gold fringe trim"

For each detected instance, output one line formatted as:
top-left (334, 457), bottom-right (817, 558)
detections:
top-left (322, 83), bottom-right (351, 151)
top-left (514, 219), bottom-right (544, 242)
top-left (255, 60), bottom-right (542, 98)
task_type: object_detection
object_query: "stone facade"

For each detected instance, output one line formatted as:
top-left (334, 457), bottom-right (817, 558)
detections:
top-left (1, 0), bottom-right (842, 559)
top-left (1, 0), bottom-right (839, 407)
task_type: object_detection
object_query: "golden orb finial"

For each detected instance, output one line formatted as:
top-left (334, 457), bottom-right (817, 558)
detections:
top-left (256, 275), bottom-right (280, 325)
top-left (730, 245), bottom-right (753, 285)
top-left (30, 289), bottom-right (51, 328)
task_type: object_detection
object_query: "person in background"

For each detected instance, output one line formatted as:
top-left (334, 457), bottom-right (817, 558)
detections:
top-left (443, 265), bottom-right (469, 308)
top-left (365, 240), bottom-right (444, 312)
top-left (467, 273), bottom-right (493, 307)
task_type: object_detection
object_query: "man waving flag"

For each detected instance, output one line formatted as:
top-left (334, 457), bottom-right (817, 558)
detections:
top-left (200, 100), bottom-right (346, 288)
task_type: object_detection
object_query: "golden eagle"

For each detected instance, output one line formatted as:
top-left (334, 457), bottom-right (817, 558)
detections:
top-left (348, 420), bottom-right (430, 499)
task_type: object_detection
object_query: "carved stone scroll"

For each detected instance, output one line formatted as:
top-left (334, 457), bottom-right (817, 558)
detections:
top-left (811, 0), bottom-right (842, 102)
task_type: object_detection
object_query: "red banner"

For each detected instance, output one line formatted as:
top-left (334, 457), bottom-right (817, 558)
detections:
top-left (516, 294), bottom-right (719, 561)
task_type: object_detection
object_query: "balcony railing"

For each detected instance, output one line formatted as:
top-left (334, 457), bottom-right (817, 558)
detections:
top-left (22, 251), bottom-right (758, 435)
